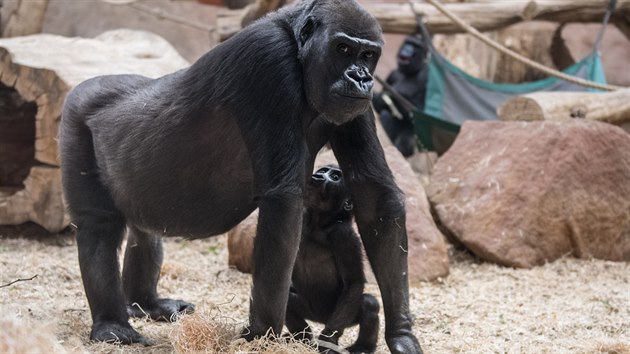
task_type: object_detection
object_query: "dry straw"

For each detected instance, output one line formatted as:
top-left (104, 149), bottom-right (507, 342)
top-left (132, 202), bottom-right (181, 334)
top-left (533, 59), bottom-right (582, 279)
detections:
top-left (169, 310), bottom-right (319, 354)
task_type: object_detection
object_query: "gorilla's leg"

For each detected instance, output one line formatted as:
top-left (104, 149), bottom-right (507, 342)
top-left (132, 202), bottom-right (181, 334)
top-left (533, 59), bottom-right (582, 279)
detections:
top-left (285, 290), bottom-right (314, 341)
top-left (380, 112), bottom-right (415, 157)
top-left (378, 111), bottom-right (400, 146)
top-left (347, 294), bottom-right (380, 354)
top-left (76, 213), bottom-right (151, 345)
top-left (123, 227), bottom-right (194, 321)
top-left (61, 109), bottom-right (151, 344)
top-left (332, 116), bottom-right (421, 354)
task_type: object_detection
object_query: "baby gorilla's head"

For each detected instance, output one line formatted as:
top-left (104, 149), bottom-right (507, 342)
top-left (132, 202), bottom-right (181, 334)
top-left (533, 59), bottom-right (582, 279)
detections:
top-left (305, 165), bottom-right (353, 215)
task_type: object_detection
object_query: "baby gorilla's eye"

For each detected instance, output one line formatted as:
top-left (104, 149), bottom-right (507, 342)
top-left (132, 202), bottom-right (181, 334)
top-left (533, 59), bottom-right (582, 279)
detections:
top-left (330, 172), bottom-right (341, 181)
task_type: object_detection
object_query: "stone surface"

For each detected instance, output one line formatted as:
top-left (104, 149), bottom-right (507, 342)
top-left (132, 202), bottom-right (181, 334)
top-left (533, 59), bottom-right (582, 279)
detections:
top-left (227, 208), bottom-right (257, 274)
top-left (380, 146), bottom-right (450, 282)
top-left (228, 142), bottom-right (450, 283)
top-left (427, 120), bottom-right (630, 268)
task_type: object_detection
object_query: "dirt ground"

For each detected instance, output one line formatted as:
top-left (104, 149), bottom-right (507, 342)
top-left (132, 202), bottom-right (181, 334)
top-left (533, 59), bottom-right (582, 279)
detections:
top-left (1, 226), bottom-right (629, 354)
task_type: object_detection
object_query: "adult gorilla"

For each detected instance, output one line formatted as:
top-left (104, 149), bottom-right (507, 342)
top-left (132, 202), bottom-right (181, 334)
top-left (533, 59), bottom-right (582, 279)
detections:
top-left (373, 36), bottom-right (428, 157)
top-left (59, 0), bottom-right (421, 353)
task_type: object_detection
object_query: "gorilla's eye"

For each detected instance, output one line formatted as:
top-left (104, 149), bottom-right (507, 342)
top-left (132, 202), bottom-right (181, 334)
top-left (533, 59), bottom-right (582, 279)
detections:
top-left (337, 44), bottom-right (350, 55)
top-left (363, 51), bottom-right (375, 59)
top-left (330, 172), bottom-right (341, 181)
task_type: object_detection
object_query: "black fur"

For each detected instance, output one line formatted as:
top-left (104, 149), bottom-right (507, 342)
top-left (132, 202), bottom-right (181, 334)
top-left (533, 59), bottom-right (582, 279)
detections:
top-left (373, 36), bottom-right (428, 157)
top-left (59, 0), bottom-right (421, 353)
top-left (287, 165), bottom-right (379, 354)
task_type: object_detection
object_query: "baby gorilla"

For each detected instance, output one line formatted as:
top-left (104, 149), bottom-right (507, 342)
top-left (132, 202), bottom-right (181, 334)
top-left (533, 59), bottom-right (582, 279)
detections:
top-left (286, 165), bottom-right (380, 353)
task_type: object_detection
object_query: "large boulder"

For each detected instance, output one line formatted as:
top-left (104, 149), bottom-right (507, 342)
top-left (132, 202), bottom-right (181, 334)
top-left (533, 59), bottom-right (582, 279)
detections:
top-left (381, 146), bottom-right (449, 282)
top-left (228, 146), bottom-right (450, 283)
top-left (228, 209), bottom-right (257, 274)
top-left (427, 120), bottom-right (630, 267)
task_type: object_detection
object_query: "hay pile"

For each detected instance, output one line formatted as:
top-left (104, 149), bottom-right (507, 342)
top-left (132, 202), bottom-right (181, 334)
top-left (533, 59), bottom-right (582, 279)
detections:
top-left (170, 311), bottom-right (319, 354)
top-left (0, 318), bottom-right (71, 354)
top-left (0, 230), bottom-right (628, 353)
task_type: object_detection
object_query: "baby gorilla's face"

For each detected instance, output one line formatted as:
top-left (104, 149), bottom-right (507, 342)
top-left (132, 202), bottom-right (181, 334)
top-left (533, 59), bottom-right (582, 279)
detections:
top-left (305, 165), bottom-right (353, 213)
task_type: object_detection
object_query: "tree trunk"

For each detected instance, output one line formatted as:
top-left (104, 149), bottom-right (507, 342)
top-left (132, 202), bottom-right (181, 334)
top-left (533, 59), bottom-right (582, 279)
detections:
top-left (0, 30), bottom-right (189, 232)
top-left (241, 0), bottom-right (288, 27)
top-left (497, 89), bottom-right (630, 124)
top-left (1, 0), bottom-right (48, 38)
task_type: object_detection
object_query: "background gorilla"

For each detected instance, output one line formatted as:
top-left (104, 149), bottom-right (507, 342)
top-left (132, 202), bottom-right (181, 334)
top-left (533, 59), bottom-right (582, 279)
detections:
top-left (59, 0), bottom-right (421, 353)
top-left (287, 165), bottom-right (379, 354)
top-left (373, 35), bottom-right (429, 157)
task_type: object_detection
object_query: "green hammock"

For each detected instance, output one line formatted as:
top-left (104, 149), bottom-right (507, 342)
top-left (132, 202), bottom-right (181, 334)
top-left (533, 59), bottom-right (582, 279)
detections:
top-left (408, 1), bottom-right (614, 154)
top-left (415, 50), bottom-right (607, 153)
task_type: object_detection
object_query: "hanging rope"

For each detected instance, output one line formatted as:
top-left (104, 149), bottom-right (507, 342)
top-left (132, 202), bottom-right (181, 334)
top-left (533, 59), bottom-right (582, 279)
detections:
top-left (417, 0), bottom-right (625, 91)
top-left (593, 0), bottom-right (618, 52)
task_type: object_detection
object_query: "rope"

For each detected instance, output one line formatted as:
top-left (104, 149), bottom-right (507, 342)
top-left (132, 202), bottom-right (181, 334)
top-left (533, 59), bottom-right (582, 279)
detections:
top-left (417, 0), bottom-right (625, 91)
top-left (593, 0), bottom-right (618, 52)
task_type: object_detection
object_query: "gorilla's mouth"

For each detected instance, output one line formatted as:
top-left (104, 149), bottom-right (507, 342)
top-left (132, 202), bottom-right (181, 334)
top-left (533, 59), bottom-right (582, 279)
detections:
top-left (337, 92), bottom-right (371, 100)
top-left (398, 55), bottom-right (411, 65)
top-left (309, 179), bottom-right (329, 192)
top-left (307, 178), bottom-right (332, 197)
top-left (304, 181), bottom-right (333, 209)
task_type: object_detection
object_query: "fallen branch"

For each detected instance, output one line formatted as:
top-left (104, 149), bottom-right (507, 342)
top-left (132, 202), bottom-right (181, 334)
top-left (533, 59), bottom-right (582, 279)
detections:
top-left (0, 274), bottom-right (39, 289)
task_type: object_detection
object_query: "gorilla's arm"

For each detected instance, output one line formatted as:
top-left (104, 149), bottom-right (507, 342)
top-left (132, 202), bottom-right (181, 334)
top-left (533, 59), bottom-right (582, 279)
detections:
top-left (319, 224), bottom-right (365, 343)
top-left (330, 111), bottom-right (421, 354)
top-left (240, 111), bottom-right (309, 338)
top-left (373, 70), bottom-right (407, 123)
top-left (386, 70), bottom-right (401, 86)
top-left (373, 71), bottom-right (401, 114)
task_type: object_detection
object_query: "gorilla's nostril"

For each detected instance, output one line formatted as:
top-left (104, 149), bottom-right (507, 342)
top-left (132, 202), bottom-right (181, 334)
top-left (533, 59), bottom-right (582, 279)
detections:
top-left (349, 70), bottom-right (371, 83)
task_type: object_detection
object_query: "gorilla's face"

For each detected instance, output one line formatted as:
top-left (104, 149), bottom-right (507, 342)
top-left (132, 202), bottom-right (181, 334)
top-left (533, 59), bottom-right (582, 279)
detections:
top-left (297, 1), bottom-right (383, 125)
top-left (397, 36), bottom-right (426, 76)
top-left (305, 165), bottom-right (353, 214)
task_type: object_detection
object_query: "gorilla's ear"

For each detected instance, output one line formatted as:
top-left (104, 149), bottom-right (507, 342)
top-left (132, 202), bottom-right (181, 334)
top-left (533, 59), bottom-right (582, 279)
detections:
top-left (343, 199), bottom-right (354, 212)
top-left (299, 16), bottom-right (315, 46)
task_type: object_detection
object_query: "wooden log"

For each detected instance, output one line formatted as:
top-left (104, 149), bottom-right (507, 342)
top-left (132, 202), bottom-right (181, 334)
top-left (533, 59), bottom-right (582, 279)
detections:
top-left (1, 0), bottom-right (48, 37)
top-left (492, 21), bottom-right (560, 83)
top-left (218, 0), bottom-right (630, 42)
top-left (0, 30), bottom-right (189, 232)
top-left (0, 167), bottom-right (68, 232)
top-left (364, 0), bottom-right (630, 35)
top-left (217, 0), bottom-right (289, 40)
top-left (497, 89), bottom-right (630, 124)
top-left (241, 0), bottom-right (288, 27)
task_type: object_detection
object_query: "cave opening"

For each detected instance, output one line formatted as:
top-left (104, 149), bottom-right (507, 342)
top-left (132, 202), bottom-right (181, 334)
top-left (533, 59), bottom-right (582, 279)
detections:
top-left (0, 83), bottom-right (37, 197)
